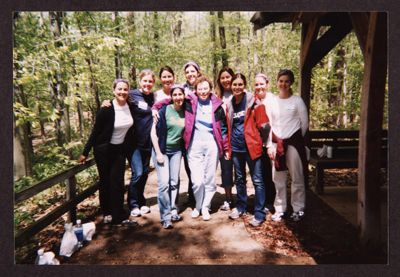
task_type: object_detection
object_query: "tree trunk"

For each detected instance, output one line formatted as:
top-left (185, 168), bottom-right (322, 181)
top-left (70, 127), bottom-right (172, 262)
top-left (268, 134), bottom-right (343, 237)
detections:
top-left (210, 12), bottom-right (218, 84)
top-left (49, 11), bottom-right (71, 146)
top-left (217, 12), bottom-right (228, 67)
top-left (113, 12), bottom-right (122, 79)
top-left (332, 46), bottom-right (345, 127)
top-left (13, 13), bottom-right (33, 176)
top-left (76, 14), bottom-right (101, 113)
top-left (127, 12), bottom-right (137, 89)
top-left (235, 12), bottom-right (241, 66)
top-left (14, 119), bottom-right (26, 180)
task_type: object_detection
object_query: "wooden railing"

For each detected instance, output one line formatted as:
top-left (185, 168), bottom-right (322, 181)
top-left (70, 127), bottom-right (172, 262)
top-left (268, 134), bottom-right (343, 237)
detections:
top-left (14, 159), bottom-right (99, 247)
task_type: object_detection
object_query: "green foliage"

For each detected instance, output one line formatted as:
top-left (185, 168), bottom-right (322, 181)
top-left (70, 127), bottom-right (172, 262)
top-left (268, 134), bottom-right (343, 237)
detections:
top-left (13, 11), bottom-right (386, 186)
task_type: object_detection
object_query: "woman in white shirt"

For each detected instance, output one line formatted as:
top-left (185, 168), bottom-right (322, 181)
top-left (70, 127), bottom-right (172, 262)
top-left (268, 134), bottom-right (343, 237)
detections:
top-left (266, 69), bottom-right (309, 222)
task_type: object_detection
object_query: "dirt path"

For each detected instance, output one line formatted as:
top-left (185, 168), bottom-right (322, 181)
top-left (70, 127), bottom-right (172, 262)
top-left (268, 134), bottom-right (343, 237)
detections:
top-left (65, 163), bottom-right (315, 265)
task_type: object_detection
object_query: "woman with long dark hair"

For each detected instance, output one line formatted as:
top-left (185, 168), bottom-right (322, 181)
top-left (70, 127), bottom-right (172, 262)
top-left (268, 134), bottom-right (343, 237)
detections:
top-left (215, 66), bottom-right (235, 211)
top-left (225, 73), bottom-right (270, 227)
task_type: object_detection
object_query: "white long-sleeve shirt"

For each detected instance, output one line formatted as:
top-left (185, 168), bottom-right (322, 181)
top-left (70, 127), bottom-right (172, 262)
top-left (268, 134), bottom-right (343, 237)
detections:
top-left (266, 94), bottom-right (308, 148)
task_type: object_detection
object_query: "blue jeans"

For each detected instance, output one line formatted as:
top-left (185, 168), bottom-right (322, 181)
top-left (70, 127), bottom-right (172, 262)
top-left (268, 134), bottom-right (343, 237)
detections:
top-left (128, 148), bottom-right (151, 210)
top-left (232, 151), bottom-right (266, 221)
top-left (153, 149), bottom-right (182, 223)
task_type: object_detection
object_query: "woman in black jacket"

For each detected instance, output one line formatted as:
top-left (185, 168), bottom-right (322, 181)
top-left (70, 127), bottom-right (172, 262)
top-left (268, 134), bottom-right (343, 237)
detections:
top-left (79, 79), bottom-right (135, 225)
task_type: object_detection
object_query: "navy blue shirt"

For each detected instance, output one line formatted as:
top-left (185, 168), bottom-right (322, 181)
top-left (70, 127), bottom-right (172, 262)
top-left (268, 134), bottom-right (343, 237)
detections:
top-left (128, 89), bottom-right (155, 151)
top-left (231, 96), bottom-right (247, 153)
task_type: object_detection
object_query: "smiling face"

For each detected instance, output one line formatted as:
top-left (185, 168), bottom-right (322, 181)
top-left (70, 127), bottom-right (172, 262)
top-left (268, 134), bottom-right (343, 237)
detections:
top-left (171, 88), bottom-right (185, 109)
top-left (277, 74), bottom-right (292, 94)
top-left (196, 81), bottom-right (211, 101)
top-left (254, 76), bottom-right (268, 99)
top-left (113, 81), bottom-right (129, 103)
top-left (185, 65), bottom-right (199, 85)
top-left (140, 74), bottom-right (155, 94)
top-left (219, 71), bottom-right (232, 91)
top-left (160, 70), bottom-right (175, 91)
top-left (231, 77), bottom-right (245, 98)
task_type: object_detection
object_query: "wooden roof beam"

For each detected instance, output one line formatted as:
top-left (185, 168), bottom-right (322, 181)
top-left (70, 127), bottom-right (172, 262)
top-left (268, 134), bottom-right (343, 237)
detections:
top-left (307, 16), bottom-right (353, 68)
top-left (350, 12), bottom-right (370, 58)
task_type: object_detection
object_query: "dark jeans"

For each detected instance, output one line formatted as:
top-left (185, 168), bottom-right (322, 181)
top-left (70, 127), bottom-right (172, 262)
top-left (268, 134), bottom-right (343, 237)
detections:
top-left (128, 148), bottom-right (151, 210)
top-left (262, 147), bottom-right (276, 209)
top-left (220, 155), bottom-right (234, 188)
top-left (232, 151), bottom-right (266, 221)
top-left (94, 143), bottom-right (127, 223)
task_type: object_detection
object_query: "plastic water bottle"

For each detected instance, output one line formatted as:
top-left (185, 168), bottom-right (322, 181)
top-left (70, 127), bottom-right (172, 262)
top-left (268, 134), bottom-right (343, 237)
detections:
top-left (35, 249), bottom-right (45, 265)
top-left (74, 219), bottom-right (84, 248)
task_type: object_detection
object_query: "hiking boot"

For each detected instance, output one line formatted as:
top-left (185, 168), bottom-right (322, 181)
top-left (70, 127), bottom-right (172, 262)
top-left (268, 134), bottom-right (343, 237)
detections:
top-left (220, 201), bottom-right (231, 211)
top-left (191, 208), bottom-right (200, 218)
top-left (103, 215), bottom-right (112, 224)
top-left (201, 207), bottom-right (211, 221)
top-left (271, 212), bottom-right (284, 222)
top-left (162, 221), bottom-right (173, 229)
top-left (290, 211), bottom-right (305, 222)
top-left (130, 208), bottom-right (141, 217)
top-left (228, 208), bottom-right (244, 220)
top-left (249, 217), bottom-right (264, 227)
top-left (140, 206), bottom-right (150, 214)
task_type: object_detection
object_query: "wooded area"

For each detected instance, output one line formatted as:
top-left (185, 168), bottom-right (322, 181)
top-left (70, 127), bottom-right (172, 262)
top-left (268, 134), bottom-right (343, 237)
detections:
top-left (13, 12), bottom-right (388, 227)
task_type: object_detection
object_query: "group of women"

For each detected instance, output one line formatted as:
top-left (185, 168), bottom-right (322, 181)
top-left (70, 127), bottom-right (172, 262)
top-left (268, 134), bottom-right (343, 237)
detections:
top-left (79, 61), bottom-right (309, 229)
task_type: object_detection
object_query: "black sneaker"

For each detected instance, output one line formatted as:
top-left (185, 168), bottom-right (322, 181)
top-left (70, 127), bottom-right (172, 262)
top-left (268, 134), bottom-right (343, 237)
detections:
top-left (290, 211), bottom-right (305, 222)
top-left (121, 219), bottom-right (139, 227)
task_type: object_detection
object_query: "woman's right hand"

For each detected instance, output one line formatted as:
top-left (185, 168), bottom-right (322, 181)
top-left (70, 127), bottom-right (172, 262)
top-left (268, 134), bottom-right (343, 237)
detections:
top-left (156, 153), bottom-right (164, 164)
top-left (152, 109), bottom-right (159, 124)
top-left (78, 155), bottom-right (87, 164)
top-left (101, 99), bottom-right (111, 107)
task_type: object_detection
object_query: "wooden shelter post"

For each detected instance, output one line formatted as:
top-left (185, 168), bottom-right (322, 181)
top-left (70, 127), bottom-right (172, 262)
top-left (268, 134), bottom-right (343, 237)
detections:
top-left (357, 12), bottom-right (387, 251)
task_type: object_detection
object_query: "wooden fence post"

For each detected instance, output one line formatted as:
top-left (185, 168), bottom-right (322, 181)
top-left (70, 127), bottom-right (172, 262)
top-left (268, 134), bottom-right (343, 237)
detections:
top-left (66, 176), bottom-right (77, 224)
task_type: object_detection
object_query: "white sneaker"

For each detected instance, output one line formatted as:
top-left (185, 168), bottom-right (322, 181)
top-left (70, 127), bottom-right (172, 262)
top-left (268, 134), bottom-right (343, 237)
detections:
top-left (130, 208), bottom-right (141, 217)
top-left (191, 208), bottom-right (200, 218)
top-left (103, 215), bottom-right (112, 224)
top-left (271, 212), bottom-right (284, 222)
top-left (219, 201), bottom-right (231, 211)
top-left (201, 207), bottom-right (211, 221)
top-left (140, 206), bottom-right (150, 214)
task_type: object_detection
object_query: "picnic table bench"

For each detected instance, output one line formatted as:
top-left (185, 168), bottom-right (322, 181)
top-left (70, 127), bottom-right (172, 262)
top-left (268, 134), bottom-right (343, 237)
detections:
top-left (308, 130), bottom-right (387, 194)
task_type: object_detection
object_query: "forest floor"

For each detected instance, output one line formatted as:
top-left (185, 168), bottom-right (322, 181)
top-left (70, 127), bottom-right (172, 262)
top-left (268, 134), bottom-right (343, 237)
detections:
top-left (15, 165), bottom-right (387, 265)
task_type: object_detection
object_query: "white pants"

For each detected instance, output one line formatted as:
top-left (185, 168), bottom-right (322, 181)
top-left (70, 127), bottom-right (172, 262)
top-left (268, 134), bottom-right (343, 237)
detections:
top-left (188, 139), bottom-right (219, 211)
top-left (272, 145), bottom-right (305, 213)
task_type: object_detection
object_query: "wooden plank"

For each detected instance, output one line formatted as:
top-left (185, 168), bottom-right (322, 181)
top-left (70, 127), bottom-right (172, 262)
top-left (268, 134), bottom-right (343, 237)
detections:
top-left (15, 159), bottom-right (96, 203)
top-left (15, 181), bottom-right (100, 247)
top-left (357, 12), bottom-right (387, 250)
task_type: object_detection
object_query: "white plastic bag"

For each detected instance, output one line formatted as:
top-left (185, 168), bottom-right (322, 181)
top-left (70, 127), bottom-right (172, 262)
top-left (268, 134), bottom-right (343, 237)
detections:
top-left (36, 249), bottom-right (60, 265)
top-left (59, 222), bottom-right (78, 257)
top-left (43, 251), bottom-right (60, 265)
top-left (83, 221), bottom-right (96, 241)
